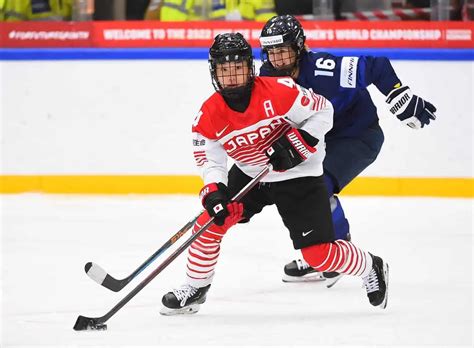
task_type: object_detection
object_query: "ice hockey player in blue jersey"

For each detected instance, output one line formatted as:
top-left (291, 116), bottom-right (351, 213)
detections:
top-left (259, 15), bottom-right (436, 285)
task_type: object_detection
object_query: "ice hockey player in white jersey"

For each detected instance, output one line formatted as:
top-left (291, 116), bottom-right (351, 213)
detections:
top-left (160, 32), bottom-right (389, 315)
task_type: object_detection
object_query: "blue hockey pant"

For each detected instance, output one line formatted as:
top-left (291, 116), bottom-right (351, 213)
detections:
top-left (323, 122), bottom-right (384, 240)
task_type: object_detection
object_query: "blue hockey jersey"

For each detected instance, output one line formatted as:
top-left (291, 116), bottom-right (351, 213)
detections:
top-left (260, 50), bottom-right (402, 138)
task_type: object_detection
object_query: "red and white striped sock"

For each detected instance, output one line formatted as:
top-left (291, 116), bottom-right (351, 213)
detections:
top-left (301, 240), bottom-right (373, 277)
top-left (184, 212), bottom-right (228, 288)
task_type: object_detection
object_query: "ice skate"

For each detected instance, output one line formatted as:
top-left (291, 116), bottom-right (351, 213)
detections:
top-left (283, 259), bottom-right (343, 287)
top-left (362, 254), bottom-right (389, 309)
top-left (160, 284), bottom-right (211, 316)
top-left (322, 271), bottom-right (343, 288)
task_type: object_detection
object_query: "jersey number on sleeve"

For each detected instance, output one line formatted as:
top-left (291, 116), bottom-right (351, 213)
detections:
top-left (277, 77), bottom-right (298, 89)
top-left (314, 58), bottom-right (336, 77)
top-left (192, 110), bottom-right (203, 127)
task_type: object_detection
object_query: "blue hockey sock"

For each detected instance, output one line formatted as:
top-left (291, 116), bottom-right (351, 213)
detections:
top-left (330, 195), bottom-right (350, 241)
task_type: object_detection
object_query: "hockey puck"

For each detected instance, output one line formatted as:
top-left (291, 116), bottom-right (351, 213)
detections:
top-left (93, 323), bottom-right (108, 331)
top-left (73, 315), bottom-right (107, 331)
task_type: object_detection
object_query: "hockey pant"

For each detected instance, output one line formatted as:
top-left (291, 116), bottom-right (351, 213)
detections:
top-left (323, 122), bottom-right (385, 242)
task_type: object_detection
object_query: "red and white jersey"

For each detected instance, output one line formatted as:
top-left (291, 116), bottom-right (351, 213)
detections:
top-left (192, 76), bottom-right (334, 184)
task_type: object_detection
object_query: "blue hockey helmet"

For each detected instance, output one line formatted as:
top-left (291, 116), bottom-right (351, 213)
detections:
top-left (260, 15), bottom-right (305, 51)
top-left (259, 15), bottom-right (306, 74)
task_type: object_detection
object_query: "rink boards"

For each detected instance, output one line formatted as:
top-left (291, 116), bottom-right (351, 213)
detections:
top-left (1, 48), bottom-right (473, 197)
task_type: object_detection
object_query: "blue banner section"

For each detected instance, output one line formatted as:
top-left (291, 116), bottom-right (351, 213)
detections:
top-left (1, 48), bottom-right (473, 61)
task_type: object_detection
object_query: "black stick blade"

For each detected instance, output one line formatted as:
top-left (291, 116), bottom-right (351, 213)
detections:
top-left (73, 315), bottom-right (107, 331)
top-left (102, 274), bottom-right (126, 292)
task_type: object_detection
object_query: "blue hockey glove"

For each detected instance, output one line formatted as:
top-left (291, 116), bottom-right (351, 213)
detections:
top-left (386, 86), bottom-right (436, 129)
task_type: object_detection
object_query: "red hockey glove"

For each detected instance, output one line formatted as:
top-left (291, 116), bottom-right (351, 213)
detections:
top-left (265, 128), bottom-right (318, 172)
top-left (200, 183), bottom-right (243, 227)
top-left (222, 201), bottom-right (244, 230)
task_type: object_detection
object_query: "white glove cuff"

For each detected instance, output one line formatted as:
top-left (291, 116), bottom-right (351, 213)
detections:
top-left (401, 116), bottom-right (422, 130)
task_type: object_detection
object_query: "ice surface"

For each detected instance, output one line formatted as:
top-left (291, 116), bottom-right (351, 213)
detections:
top-left (1, 194), bottom-right (472, 347)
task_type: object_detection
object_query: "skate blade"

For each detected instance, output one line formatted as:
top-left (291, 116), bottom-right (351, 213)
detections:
top-left (159, 304), bottom-right (201, 316)
top-left (325, 274), bottom-right (343, 288)
top-left (378, 262), bottom-right (389, 309)
top-left (282, 272), bottom-right (325, 283)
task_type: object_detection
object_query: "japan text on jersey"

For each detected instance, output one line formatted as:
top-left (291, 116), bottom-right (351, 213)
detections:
top-left (191, 76), bottom-right (334, 184)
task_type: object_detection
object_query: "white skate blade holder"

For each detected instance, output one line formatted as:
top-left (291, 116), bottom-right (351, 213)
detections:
top-left (282, 272), bottom-right (326, 283)
top-left (282, 272), bottom-right (343, 288)
top-left (160, 304), bottom-right (201, 316)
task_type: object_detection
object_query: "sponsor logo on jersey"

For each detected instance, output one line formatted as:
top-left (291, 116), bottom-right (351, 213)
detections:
top-left (301, 95), bottom-right (310, 107)
top-left (301, 88), bottom-right (325, 111)
top-left (340, 56), bottom-right (358, 88)
top-left (193, 139), bottom-right (206, 146)
top-left (224, 118), bottom-right (285, 153)
top-left (216, 125), bottom-right (229, 137)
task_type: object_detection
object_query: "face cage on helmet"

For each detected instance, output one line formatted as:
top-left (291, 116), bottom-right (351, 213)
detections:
top-left (261, 43), bottom-right (300, 76)
top-left (209, 56), bottom-right (255, 95)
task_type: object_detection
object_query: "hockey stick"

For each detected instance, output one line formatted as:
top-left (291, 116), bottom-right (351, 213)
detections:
top-left (73, 164), bottom-right (272, 331)
top-left (85, 212), bottom-right (201, 292)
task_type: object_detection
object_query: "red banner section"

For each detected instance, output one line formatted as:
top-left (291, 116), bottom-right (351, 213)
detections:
top-left (1, 21), bottom-right (93, 47)
top-left (1, 21), bottom-right (473, 48)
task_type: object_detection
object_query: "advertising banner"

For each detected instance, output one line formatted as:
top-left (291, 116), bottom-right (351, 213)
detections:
top-left (1, 21), bottom-right (93, 47)
top-left (1, 21), bottom-right (473, 48)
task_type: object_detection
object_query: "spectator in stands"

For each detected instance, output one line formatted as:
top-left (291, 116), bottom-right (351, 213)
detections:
top-left (240, 0), bottom-right (276, 21)
top-left (145, 0), bottom-right (267, 21)
top-left (158, 0), bottom-right (194, 20)
top-left (216, 0), bottom-right (241, 20)
top-left (462, 0), bottom-right (473, 20)
top-left (406, 0), bottom-right (430, 7)
top-left (127, 0), bottom-right (151, 20)
top-left (201, 0), bottom-right (240, 20)
top-left (143, 0), bottom-right (206, 21)
top-left (333, 0), bottom-right (346, 20)
top-left (144, 0), bottom-right (161, 19)
top-left (452, 0), bottom-right (471, 20)
top-left (1, 0), bottom-right (72, 21)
